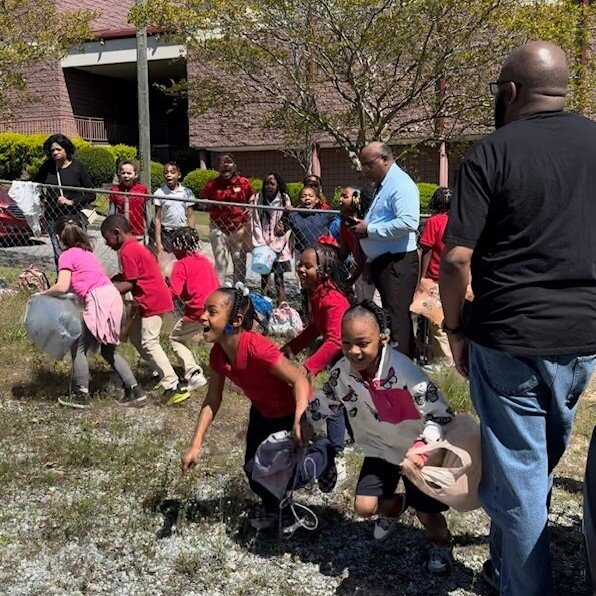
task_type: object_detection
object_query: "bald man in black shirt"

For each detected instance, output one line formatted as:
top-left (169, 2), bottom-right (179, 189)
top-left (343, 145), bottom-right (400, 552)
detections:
top-left (440, 41), bottom-right (596, 596)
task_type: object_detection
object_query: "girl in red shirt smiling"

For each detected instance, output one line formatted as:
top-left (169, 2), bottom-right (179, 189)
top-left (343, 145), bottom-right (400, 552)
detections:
top-left (282, 243), bottom-right (352, 458)
top-left (108, 160), bottom-right (148, 238)
top-left (181, 284), bottom-right (313, 530)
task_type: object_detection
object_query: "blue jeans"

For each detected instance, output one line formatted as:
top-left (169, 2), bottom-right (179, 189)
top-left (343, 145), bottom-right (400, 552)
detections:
top-left (469, 342), bottom-right (596, 596)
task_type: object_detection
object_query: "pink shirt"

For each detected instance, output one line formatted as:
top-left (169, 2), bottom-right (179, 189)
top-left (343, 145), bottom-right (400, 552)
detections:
top-left (58, 247), bottom-right (111, 299)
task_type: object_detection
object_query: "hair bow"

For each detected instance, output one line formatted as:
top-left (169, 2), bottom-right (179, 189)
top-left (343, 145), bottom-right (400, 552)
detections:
top-left (317, 234), bottom-right (339, 248)
top-left (234, 281), bottom-right (250, 297)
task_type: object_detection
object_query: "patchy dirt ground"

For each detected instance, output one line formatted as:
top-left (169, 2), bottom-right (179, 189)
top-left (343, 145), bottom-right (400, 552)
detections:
top-left (0, 287), bottom-right (593, 595)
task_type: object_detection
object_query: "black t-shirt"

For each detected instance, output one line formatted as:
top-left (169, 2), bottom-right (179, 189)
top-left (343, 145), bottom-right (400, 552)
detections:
top-left (444, 110), bottom-right (596, 356)
top-left (34, 158), bottom-right (95, 219)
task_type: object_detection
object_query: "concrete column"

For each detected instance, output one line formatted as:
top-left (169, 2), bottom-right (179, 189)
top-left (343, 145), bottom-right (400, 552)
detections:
top-left (439, 141), bottom-right (449, 187)
top-left (311, 144), bottom-right (321, 177)
top-left (199, 150), bottom-right (208, 170)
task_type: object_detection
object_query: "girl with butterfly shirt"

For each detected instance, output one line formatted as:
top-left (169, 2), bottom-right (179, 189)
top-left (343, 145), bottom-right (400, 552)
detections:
top-left (181, 283), bottom-right (337, 532)
top-left (308, 300), bottom-right (455, 575)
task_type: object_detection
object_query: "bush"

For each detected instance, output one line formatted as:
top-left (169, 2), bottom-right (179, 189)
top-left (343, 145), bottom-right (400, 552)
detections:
top-left (417, 182), bottom-right (439, 213)
top-left (150, 161), bottom-right (167, 191)
top-left (249, 178), bottom-right (262, 195)
top-left (107, 144), bottom-right (137, 166)
top-left (75, 145), bottom-right (116, 187)
top-left (183, 168), bottom-right (219, 198)
top-left (0, 133), bottom-right (47, 180)
top-left (287, 182), bottom-right (303, 206)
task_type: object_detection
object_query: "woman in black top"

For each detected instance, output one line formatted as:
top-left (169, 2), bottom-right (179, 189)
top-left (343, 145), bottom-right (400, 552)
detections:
top-left (34, 134), bottom-right (95, 268)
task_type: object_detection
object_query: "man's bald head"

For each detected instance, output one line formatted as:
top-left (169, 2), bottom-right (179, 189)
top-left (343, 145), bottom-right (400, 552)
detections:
top-left (501, 41), bottom-right (569, 98)
top-left (359, 141), bottom-right (395, 182)
top-left (494, 41), bottom-right (568, 128)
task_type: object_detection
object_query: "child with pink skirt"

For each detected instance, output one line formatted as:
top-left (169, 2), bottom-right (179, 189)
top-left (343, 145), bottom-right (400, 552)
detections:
top-left (41, 217), bottom-right (146, 409)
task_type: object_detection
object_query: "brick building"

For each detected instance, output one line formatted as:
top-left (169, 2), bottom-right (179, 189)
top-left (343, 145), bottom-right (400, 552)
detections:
top-left (9, 1), bottom-right (590, 193)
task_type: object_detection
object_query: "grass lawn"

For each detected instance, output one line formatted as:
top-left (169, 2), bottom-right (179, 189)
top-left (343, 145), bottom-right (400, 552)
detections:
top-left (0, 267), bottom-right (593, 595)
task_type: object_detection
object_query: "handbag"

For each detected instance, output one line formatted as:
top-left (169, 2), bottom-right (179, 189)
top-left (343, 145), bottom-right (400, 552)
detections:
top-left (401, 413), bottom-right (482, 512)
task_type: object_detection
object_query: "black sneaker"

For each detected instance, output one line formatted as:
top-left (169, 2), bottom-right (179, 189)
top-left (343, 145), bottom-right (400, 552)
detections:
top-left (58, 390), bottom-right (91, 409)
top-left (317, 458), bottom-right (338, 494)
top-left (119, 384), bottom-right (147, 408)
top-left (482, 560), bottom-right (499, 593)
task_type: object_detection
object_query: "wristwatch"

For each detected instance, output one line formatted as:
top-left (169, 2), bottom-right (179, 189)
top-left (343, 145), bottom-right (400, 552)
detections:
top-left (441, 321), bottom-right (465, 335)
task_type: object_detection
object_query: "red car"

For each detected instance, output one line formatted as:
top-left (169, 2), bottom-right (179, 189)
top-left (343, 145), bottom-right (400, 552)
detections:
top-left (0, 187), bottom-right (42, 238)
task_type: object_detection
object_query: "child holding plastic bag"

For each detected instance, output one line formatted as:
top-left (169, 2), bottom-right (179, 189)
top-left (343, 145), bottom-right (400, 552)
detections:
top-left (40, 217), bottom-right (146, 409)
top-left (308, 300), bottom-right (455, 575)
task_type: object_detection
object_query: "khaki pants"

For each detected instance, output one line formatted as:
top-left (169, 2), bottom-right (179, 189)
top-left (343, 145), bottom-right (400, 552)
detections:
top-left (168, 318), bottom-right (203, 380)
top-left (428, 319), bottom-right (454, 365)
top-left (209, 222), bottom-right (248, 285)
top-left (129, 314), bottom-right (178, 389)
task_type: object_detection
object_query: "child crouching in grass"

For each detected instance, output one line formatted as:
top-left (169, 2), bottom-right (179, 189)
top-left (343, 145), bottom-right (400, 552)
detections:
top-left (167, 227), bottom-right (219, 391)
top-left (308, 300), bottom-right (455, 574)
top-left (181, 284), bottom-right (338, 532)
top-left (41, 217), bottom-right (146, 409)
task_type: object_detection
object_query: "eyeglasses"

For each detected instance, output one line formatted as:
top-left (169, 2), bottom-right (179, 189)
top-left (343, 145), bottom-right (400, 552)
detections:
top-left (489, 80), bottom-right (523, 96)
top-left (361, 155), bottom-right (383, 169)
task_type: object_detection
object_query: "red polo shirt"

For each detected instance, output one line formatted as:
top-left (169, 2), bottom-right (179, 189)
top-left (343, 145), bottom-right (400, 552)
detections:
top-left (419, 212), bottom-right (449, 282)
top-left (201, 175), bottom-right (254, 233)
top-left (169, 253), bottom-right (219, 321)
top-left (109, 182), bottom-right (148, 236)
top-left (119, 237), bottom-right (173, 317)
top-left (209, 331), bottom-right (296, 418)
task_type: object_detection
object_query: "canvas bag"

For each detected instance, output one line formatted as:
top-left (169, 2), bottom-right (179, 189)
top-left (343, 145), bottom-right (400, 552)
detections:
top-left (401, 413), bottom-right (482, 513)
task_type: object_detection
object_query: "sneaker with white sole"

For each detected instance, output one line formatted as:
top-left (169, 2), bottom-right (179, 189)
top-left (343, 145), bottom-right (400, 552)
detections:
top-left (58, 390), bottom-right (91, 409)
top-left (187, 371), bottom-right (207, 391)
top-left (373, 516), bottom-right (398, 541)
top-left (427, 542), bottom-right (454, 575)
top-left (119, 384), bottom-right (147, 408)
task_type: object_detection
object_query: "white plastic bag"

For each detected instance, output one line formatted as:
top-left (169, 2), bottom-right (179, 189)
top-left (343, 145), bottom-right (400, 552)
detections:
top-left (8, 181), bottom-right (42, 237)
top-left (24, 295), bottom-right (82, 360)
top-left (268, 302), bottom-right (304, 338)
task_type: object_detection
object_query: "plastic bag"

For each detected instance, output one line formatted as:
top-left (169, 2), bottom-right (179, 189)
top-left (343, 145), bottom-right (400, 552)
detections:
top-left (24, 295), bottom-right (82, 360)
top-left (401, 413), bottom-right (482, 512)
top-left (268, 302), bottom-right (304, 338)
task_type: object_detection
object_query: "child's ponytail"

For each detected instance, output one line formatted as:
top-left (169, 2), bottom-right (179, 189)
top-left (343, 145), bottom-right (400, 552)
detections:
top-left (54, 216), bottom-right (92, 251)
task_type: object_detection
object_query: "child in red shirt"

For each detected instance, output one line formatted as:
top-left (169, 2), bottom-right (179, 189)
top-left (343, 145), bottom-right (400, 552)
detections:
top-left (418, 187), bottom-right (453, 365)
top-left (101, 214), bottom-right (189, 405)
top-left (282, 243), bottom-right (352, 460)
top-left (108, 160), bottom-right (148, 238)
top-left (181, 284), bottom-right (338, 532)
top-left (167, 227), bottom-right (219, 391)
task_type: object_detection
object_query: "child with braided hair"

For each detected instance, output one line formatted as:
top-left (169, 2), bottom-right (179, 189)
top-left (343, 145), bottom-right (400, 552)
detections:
top-left (167, 227), bottom-right (219, 391)
top-left (182, 283), bottom-right (337, 531)
top-left (308, 299), bottom-right (456, 575)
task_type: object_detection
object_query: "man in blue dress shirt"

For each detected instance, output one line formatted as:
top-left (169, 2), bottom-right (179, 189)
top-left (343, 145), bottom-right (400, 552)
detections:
top-left (350, 141), bottom-right (420, 357)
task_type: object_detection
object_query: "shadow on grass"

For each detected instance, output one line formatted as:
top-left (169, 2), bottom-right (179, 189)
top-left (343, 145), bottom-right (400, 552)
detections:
top-left (149, 477), bottom-right (482, 596)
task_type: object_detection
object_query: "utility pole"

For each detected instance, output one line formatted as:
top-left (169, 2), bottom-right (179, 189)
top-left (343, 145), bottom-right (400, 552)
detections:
top-left (136, 0), bottom-right (151, 191)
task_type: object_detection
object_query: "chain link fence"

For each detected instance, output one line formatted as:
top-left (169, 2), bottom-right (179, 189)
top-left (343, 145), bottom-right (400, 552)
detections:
top-left (0, 180), bottom-right (344, 310)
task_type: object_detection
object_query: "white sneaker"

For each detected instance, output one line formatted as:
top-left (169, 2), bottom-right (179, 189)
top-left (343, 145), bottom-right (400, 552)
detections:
top-left (373, 516), bottom-right (398, 541)
top-left (187, 371), bottom-right (207, 391)
top-left (427, 542), bottom-right (454, 575)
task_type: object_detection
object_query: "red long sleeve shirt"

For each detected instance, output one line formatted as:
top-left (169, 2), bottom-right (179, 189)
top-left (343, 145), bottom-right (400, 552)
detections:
top-left (169, 253), bottom-right (219, 321)
top-left (201, 174), bottom-right (254, 233)
top-left (286, 281), bottom-right (350, 376)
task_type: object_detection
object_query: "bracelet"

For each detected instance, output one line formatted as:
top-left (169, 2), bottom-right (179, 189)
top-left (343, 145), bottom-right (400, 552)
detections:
top-left (441, 321), bottom-right (465, 335)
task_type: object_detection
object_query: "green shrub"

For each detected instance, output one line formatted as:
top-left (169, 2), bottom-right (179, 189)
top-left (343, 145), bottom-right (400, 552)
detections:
top-left (417, 182), bottom-right (439, 213)
top-left (249, 178), bottom-right (263, 194)
top-left (0, 132), bottom-right (47, 180)
top-left (182, 168), bottom-right (219, 198)
top-left (75, 145), bottom-right (116, 187)
top-left (287, 182), bottom-right (303, 206)
top-left (107, 144), bottom-right (137, 165)
top-left (150, 161), bottom-right (166, 191)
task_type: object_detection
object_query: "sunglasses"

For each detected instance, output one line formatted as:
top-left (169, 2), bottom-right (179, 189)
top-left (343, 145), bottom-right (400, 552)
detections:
top-left (488, 80), bottom-right (523, 97)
